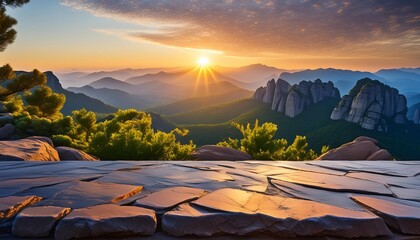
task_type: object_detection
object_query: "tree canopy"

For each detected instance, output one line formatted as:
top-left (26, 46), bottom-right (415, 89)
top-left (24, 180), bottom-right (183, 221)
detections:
top-left (0, 0), bottom-right (29, 52)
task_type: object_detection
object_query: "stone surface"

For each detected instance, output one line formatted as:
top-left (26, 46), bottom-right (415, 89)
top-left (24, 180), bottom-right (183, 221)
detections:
top-left (191, 145), bottom-right (252, 160)
top-left (0, 136), bottom-right (59, 161)
top-left (12, 206), bottom-right (71, 237)
top-left (270, 170), bottom-right (392, 195)
top-left (0, 161), bottom-right (418, 239)
top-left (253, 78), bottom-right (340, 118)
top-left (163, 188), bottom-right (391, 238)
top-left (317, 136), bottom-right (393, 160)
top-left (331, 78), bottom-right (408, 131)
top-left (55, 146), bottom-right (99, 161)
top-left (38, 181), bottom-right (143, 208)
top-left (0, 124), bottom-right (14, 140)
top-left (55, 204), bottom-right (156, 240)
top-left (0, 196), bottom-right (42, 221)
top-left (351, 196), bottom-right (420, 234)
top-left (135, 187), bottom-right (205, 213)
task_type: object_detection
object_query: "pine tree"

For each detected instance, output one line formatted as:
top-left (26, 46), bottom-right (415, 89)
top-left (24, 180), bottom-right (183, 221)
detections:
top-left (0, 0), bottom-right (29, 52)
top-left (25, 85), bottom-right (66, 119)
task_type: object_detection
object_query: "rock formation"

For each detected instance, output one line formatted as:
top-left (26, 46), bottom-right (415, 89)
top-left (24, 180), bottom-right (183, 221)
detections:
top-left (56, 146), bottom-right (99, 161)
top-left (331, 78), bottom-right (408, 131)
top-left (316, 136), bottom-right (393, 160)
top-left (0, 136), bottom-right (100, 161)
top-left (252, 78), bottom-right (340, 117)
top-left (414, 109), bottom-right (419, 124)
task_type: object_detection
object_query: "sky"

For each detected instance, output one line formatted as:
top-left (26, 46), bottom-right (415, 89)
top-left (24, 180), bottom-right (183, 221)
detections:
top-left (0, 0), bottom-right (419, 72)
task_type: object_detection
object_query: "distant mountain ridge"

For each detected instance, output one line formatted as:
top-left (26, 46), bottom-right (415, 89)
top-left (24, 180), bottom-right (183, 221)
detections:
top-left (44, 72), bottom-right (117, 115)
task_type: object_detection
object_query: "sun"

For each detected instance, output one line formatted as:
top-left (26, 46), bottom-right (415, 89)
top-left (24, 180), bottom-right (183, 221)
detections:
top-left (197, 57), bottom-right (210, 67)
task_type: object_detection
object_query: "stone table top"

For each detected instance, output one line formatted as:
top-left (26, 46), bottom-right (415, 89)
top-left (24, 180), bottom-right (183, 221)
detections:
top-left (0, 160), bottom-right (419, 239)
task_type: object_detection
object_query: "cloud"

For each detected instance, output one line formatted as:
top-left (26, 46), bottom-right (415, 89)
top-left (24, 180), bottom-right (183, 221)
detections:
top-left (62, 0), bottom-right (420, 59)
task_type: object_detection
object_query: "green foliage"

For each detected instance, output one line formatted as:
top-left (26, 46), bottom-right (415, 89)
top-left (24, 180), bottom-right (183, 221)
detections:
top-left (72, 108), bottom-right (96, 141)
top-left (25, 86), bottom-right (66, 119)
top-left (0, 64), bottom-right (47, 100)
top-left (0, 0), bottom-right (29, 51)
top-left (3, 95), bottom-right (24, 114)
top-left (217, 120), bottom-right (321, 160)
top-left (88, 109), bottom-right (195, 160)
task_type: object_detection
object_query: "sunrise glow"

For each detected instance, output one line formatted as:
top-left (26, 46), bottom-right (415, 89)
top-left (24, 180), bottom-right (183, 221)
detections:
top-left (198, 57), bottom-right (210, 67)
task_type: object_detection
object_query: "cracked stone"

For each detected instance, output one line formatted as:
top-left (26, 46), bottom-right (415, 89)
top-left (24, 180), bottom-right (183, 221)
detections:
top-left (135, 187), bottom-right (205, 214)
top-left (162, 188), bottom-right (391, 238)
top-left (0, 196), bottom-right (42, 221)
top-left (37, 181), bottom-right (142, 208)
top-left (270, 179), bottom-right (364, 210)
top-left (55, 204), bottom-right (156, 240)
top-left (270, 170), bottom-right (392, 195)
top-left (12, 206), bottom-right (71, 237)
top-left (351, 196), bottom-right (420, 234)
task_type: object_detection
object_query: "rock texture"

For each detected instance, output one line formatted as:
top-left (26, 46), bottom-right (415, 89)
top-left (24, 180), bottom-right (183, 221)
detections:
top-left (316, 136), bottom-right (394, 160)
top-left (0, 161), bottom-right (419, 239)
top-left (351, 196), bottom-right (420, 235)
top-left (331, 78), bottom-right (408, 131)
top-left (0, 136), bottom-right (60, 161)
top-left (0, 196), bottom-right (42, 221)
top-left (135, 187), bottom-right (205, 214)
top-left (55, 204), bottom-right (156, 240)
top-left (414, 109), bottom-right (419, 124)
top-left (0, 124), bottom-right (14, 140)
top-left (12, 206), bottom-right (71, 237)
top-left (191, 145), bottom-right (252, 160)
top-left (162, 188), bottom-right (391, 238)
top-left (55, 146), bottom-right (99, 161)
top-left (252, 78), bottom-right (340, 117)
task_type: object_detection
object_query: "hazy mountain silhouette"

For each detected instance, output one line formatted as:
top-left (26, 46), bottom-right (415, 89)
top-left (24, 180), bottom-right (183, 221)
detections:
top-left (44, 72), bottom-right (117, 115)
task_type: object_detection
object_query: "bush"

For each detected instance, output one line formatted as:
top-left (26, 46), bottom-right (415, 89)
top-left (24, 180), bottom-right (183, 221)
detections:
top-left (88, 109), bottom-right (196, 160)
top-left (217, 120), bottom-right (324, 160)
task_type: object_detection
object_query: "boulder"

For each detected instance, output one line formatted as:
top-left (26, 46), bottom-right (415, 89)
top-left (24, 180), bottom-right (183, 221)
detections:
top-left (12, 206), bottom-right (71, 237)
top-left (316, 136), bottom-right (393, 160)
top-left (55, 146), bottom-right (99, 161)
top-left (331, 78), bottom-right (408, 131)
top-left (191, 145), bottom-right (252, 160)
top-left (55, 204), bottom-right (156, 240)
top-left (0, 136), bottom-right (59, 161)
top-left (0, 124), bottom-right (14, 140)
top-left (253, 78), bottom-right (340, 118)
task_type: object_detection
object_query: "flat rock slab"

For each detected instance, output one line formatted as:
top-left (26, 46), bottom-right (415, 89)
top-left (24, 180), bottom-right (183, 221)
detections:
top-left (0, 196), bottom-right (42, 221)
top-left (135, 187), bottom-right (205, 213)
top-left (55, 204), bottom-right (156, 240)
top-left (270, 179), bottom-right (364, 211)
top-left (270, 170), bottom-right (392, 195)
top-left (351, 196), bottom-right (420, 234)
top-left (12, 206), bottom-right (71, 237)
top-left (37, 181), bottom-right (142, 208)
top-left (162, 188), bottom-right (391, 238)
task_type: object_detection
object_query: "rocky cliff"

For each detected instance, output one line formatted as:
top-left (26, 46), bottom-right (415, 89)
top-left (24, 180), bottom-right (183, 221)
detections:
top-left (330, 78), bottom-right (408, 131)
top-left (252, 78), bottom-right (340, 117)
top-left (414, 109), bottom-right (420, 124)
